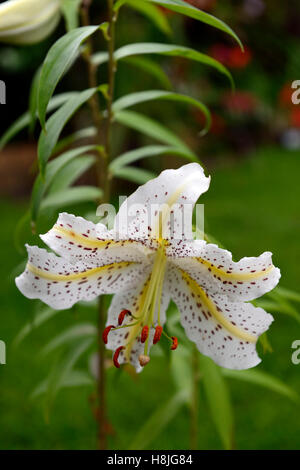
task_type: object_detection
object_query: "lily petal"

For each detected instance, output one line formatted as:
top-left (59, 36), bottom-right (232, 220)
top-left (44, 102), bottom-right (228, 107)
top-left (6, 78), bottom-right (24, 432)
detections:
top-left (16, 245), bottom-right (148, 310)
top-left (41, 213), bottom-right (153, 266)
top-left (0, 0), bottom-right (60, 45)
top-left (167, 264), bottom-right (273, 369)
top-left (106, 274), bottom-right (170, 372)
top-left (167, 240), bottom-right (281, 301)
top-left (115, 163), bottom-right (210, 241)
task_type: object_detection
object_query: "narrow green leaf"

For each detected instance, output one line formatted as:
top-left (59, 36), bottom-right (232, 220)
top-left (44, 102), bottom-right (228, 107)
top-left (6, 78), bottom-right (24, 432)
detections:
top-left (48, 156), bottom-right (95, 194)
top-left (171, 350), bottom-right (193, 395)
top-left (125, 56), bottom-right (172, 90)
top-left (46, 339), bottom-right (93, 409)
top-left (115, 110), bottom-right (195, 153)
top-left (38, 25), bottom-right (99, 128)
top-left (53, 126), bottom-right (97, 154)
top-left (110, 145), bottom-right (197, 173)
top-left (143, 0), bottom-right (242, 48)
top-left (128, 390), bottom-right (188, 450)
top-left (0, 92), bottom-right (77, 150)
top-left (93, 42), bottom-right (233, 88)
top-left (41, 323), bottom-right (97, 357)
top-left (199, 354), bottom-right (234, 450)
top-left (41, 186), bottom-right (102, 211)
top-left (38, 88), bottom-right (97, 174)
top-left (32, 339), bottom-right (93, 412)
top-left (14, 307), bottom-right (60, 347)
top-left (113, 166), bottom-right (156, 184)
top-left (61, 0), bottom-right (81, 31)
top-left (29, 66), bottom-right (42, 134)
top-left (31, 145), bottom-right (96, 222)
top-left (275, 287), bottom-right (300, 304)
top-left (32, 370), bottom-right (93, 399)
top-left (122, 0), bottom-right (172, 35)
top-left (222, 369), bottom-right (299, 403)
top-left (113, 89), bottom-right (211, 135)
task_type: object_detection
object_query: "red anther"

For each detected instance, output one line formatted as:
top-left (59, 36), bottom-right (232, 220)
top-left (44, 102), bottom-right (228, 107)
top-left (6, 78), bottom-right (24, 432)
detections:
top-left (113, 346), bottom-right (125, 368)
top-left (118, 309), bottom-right (131, 326)
top-left (171, 336), bottom-right (178, 350)
top-left (102, 325), bottom-right (115, 344)
top-left (153, 325), bottom-right (163, 344)
top-left (141, 325), bottom-right (149, 343)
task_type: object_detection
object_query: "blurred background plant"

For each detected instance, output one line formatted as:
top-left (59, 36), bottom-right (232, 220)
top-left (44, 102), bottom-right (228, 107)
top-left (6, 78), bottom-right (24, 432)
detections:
top-left (0, 0), bottom-right (299, 450)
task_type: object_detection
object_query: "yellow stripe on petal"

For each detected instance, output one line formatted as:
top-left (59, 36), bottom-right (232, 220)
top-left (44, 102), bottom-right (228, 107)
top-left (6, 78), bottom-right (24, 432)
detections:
top-left (180, 269), bottom-right (257, 343)
top-left (27, 261), bottom-right (136, 282)
top-left (52, 225), bottom-right (140, 250)
top-left (194, 257), bottom-right (274, 282)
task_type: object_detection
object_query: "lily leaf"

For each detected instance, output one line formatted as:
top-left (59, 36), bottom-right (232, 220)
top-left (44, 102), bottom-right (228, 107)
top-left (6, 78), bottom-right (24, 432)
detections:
top-left (38, 25), bottom-right (99, 128)
top-left (40, 186), bottom-right (102, 211)
top-left (41, 323), bottom-right (97, 357)
top-left (112, 89), bottom-right (211, 135)
top-left (38, 88), bottom-right (97, 174)
top-left (0, 92), bottom-right (77, 150)
top-left (61, 0), bottom-right (82, 31)
top-left (128, 390), bottom-right (188, 450)
top-left (113, 166), bottom-right (156, 185)
top-left (115, 109), bottom-right (197, 155)
top-left (121, 0), bottom-right (172, 35)
top-left (93, 42), bottom-right (233, 88)
top-left (138, 0), bottom-right (242, 48)
top-left (222, 368), bottom-right (299, 403)
top-left (31, 145), bottom-right (97, 222)
top-left (110, 145), bottom-right (197, 173)
top-left (14, 307), bottom-right (60, 347)
top-left (199, 354), bottom-right (234, 450)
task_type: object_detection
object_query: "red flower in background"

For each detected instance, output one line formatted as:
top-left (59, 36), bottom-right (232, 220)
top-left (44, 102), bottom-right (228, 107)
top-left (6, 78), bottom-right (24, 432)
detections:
top-left (279, 82), bottom-right (294, 108)
top-left (228, 46), bottom-right (252, 69)
top-left (209, 44), bottom-right (252, 69)
top-left (290, 108), bottom-right (300, 128)
top-left (193, 110), bottom-right (226, 135)
top-left (222, 91), bottom-right (257, 114)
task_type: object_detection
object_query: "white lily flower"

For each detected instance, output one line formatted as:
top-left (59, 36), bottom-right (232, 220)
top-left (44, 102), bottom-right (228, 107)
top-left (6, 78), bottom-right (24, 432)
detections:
top-left (16, 163), bottom-right (280, 371)
top-left (0, 0), bottom-right (61, 45)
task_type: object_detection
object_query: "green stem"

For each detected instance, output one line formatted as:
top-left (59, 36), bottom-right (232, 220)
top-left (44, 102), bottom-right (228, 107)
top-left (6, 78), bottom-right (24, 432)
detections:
top-left (104, 0), bottom-right (116, 202)
top-left (80, 0), bottom-right (104, 191)
top-left (190, 345), bottom-right (200, 450)
top-left (80, 0), bottom-right (116, 450)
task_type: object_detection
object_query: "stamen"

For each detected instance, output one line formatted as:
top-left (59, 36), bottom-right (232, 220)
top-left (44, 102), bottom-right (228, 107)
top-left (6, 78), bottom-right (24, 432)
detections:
top-left (171, 336), bottom-right (178, 350)
top-left (153, 325), bottom-right (163, 344)
top-left (139, 354), bottom-right (150, 367)
top-left (102, 325), bottom-right (115, 344)
top-left (141, 326), bottom-right (149, 344)
top-left (113, 346), bottom-right (125, 368)
top-left (118, 309), bottom-right (131, 325)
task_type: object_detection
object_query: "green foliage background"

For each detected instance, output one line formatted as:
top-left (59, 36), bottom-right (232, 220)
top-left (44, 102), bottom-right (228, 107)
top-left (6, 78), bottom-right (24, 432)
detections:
top-left (0, 0), bottom-right (299, 450)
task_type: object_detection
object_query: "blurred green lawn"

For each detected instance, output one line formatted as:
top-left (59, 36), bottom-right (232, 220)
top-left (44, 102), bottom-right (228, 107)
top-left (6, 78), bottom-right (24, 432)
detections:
top-left (0, 146), bottom-right (299, 450)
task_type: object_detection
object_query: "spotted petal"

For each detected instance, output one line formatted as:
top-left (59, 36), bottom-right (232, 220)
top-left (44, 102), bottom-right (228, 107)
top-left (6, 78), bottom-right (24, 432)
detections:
top-left (41, 213), bottom-right (154, 266)
top-left (106, 273), bottom-right (170, 372)
top-left (167, 264), bottom-right (273, 369)
top-left (167, 240), bottom-right (280, 302)
top-left (115, 163), bottom-right (210, 241)
top-left (16, 245), bottom-right (149, 310)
